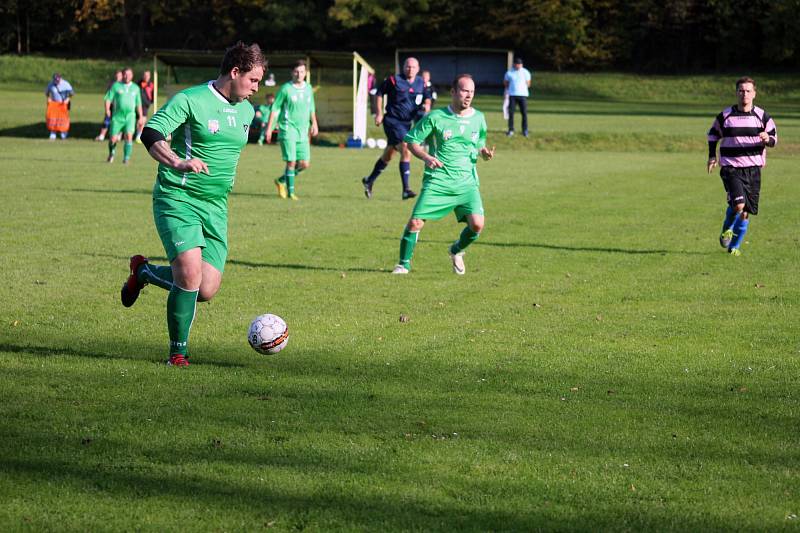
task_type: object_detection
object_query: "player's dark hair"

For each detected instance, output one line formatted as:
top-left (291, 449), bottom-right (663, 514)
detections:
top-left (293, 59), bottom-right (307, 69)
top-left (452, 73), bottom-right (473, 89)
top-left (736, 76), bottom-right (756, 90)
top-left (220, 41), bottom-right (267, 75)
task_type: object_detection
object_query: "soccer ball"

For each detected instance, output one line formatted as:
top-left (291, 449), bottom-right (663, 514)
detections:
top-left (248, 314), bottom-right (289, 355)
top-left (366, 137), bottom-right (377, 148)
top-left (376, 139), bottom-right (387, 149)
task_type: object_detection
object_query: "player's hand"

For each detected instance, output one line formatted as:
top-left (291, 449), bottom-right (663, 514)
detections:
top-left (424, 155), bottom-right (444, 169)
top-left (176, 158), bottom-right (209, 174)
top-left (759, 131), bottom-right (770, 144)
top-left (480, 146), bottom-right (496, 161)
top-left (265, 131), bottom-right (273, 144)
top-left (707, 158), bottom-right (717, 174)
top-left (375, 113), bottom-right (383, 126)
top-left (310, 123), bottom-right (319, 137)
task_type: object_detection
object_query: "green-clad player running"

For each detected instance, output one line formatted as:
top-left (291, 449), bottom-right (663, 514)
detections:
top-left (393, 74), bottom-right (495, 275)
top-left (119, 42), bottom-right (265, 367)
top-left (104, 67), bottom-right (143, 164)
top-left (265, 59), bottom-right (319, 200)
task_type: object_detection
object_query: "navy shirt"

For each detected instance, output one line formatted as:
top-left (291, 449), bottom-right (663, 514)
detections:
top-left (378, 74), bottom-right (431, 123)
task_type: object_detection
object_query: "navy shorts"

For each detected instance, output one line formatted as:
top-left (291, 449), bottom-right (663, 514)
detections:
top-left (721, 166), bottom-right (761, 215)
top-left (382, 116), bottom-right (412, 147)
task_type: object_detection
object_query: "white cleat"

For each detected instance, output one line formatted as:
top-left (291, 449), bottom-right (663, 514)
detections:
top-left (449, 249), bottom-right (465, 275)
top-left (392, 264), bottom-right (409, 275)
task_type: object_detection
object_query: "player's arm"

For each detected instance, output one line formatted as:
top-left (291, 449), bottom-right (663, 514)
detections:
top-left (375, 95), bottom-right (384, 125)
top-left (310, 112), bottom-right (319, 137)
top-left (265, 111), bottom-right (278, 143)
top-left (265, 88), bottom-right (286, 143)
top-left (477, 115), bottom-right (494, 161)
top-left (143, 133), bottom-right (208, 174)
top-left (142, 92), bottom-right (207, 173)
top-left (405, 116), bottom-right (441, 168)
top-left (707, 113), bottom-right (723, 173)
top-left (759, 111), bottom-right (777, 148)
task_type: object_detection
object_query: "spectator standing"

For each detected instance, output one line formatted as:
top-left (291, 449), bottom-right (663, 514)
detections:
top-left (504, 57), bottom-right (532, 137)
top-left (45, 73), bottom-right (74, 140)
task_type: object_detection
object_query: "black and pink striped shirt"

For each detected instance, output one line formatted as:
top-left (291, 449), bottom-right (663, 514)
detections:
top-left (708, 105), bottom-right (777, 167)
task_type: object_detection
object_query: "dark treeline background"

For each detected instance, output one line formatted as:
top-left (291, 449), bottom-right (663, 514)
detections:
top-left (2, 0), bottom-right (799, 71)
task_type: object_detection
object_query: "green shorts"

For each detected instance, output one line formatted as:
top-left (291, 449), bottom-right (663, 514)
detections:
top-left (110, 112), bottom-right (136, 137)
top-left (153, 193), bottom-right (228, 273)
top-left (411, 185), bottom-right (484, 222)
top-left (279, 127), bottom-right (310, 162)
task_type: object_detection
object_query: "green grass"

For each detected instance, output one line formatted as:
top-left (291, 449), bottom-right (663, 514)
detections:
top-left (1, 70), bottom-right (799, 531)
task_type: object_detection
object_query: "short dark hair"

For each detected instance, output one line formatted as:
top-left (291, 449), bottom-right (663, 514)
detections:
top-left (293, 59), bottom-right (307, 69)
top-left (513, 57), bottom-right (523, 64)
top-left (452, 73), bottom-right (473, 89)
top-left (736, 76), bottom-right (756, 90)
top-left (220, 41), bottom-right (266, 75)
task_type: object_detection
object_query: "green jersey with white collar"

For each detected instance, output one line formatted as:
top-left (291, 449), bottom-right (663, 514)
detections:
top-left (404, 106), bottom-right (487, 193)
top-left (271, 81), bottom-right (315, 134)
top-left (146, 81), bottom-right (255, 204)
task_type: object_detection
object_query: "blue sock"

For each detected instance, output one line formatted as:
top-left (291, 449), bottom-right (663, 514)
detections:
top-left (400, 161), bottom-right (411, 190)
top-left (721, 206), bottom-right (736, 233)
top-left (729, 217), bottom-right (749, 250)
top-left (366, 159), bottom-right (387, 184)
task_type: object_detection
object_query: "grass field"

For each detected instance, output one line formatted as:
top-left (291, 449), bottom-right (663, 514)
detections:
top-left (1, 70), bottom-right (799, 531)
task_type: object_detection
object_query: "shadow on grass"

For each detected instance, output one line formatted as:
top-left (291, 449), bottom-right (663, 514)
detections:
top-left (0, 342), bottom-right (246, 368)
top-left (388, 237), bottom-right (706, 256)
top-left (0, 121), bottom-right (101, 140)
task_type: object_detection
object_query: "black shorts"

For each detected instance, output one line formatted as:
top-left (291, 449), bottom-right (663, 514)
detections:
top-left (721, 166), bottom-right (761, 215)
top-left (382, 116), bottom-right (412, 147)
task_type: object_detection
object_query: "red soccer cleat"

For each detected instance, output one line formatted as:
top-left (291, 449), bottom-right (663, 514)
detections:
top-left (120, 255), bottom-right (149, 307)
top-left (166, 354), bottom-right (190, 367)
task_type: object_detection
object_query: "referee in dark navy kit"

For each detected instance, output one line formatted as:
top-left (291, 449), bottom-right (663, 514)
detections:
top-left (361, 56), bottom-right (431, 200)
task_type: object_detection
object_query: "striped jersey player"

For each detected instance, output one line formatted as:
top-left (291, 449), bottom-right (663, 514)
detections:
top-left (707, 76), bottom-right (777, 256)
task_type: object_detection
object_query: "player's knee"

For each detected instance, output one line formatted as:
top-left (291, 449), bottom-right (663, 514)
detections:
top-left (298, 161), bottom-right (310, 170)
top-left (198, 286), bottom-right (219, 302)
top-left (407, 218), bottom-right (424, 232)
top-left (469, 219), bottom-right (484, 233)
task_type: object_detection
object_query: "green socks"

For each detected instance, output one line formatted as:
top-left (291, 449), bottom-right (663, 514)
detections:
top-left (451, 226), bottom-right (481, 254)
top-left (123, 141), bottom-right (132, 161)
top-left (399, 228), bottom-right (419, 268)
top-left (167, 285), bottom-right (198, 356)
top-left (137, 263), bottom-right (174, 290)
top-left (285, 168), bottom-right (296, 196)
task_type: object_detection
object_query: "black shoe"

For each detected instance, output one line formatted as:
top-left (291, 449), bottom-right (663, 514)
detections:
top-left (402, 189), bottom-right (417, 200)
top-left (362, 177), bottom-right (373, 199)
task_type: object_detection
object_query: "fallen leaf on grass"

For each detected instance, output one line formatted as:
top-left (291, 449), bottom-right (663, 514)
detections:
top-left (570, 387), bottom-right (579, 392)
top-left (755, 283), bottom-right (765, 288)
top-left (399, 314), bottom-right (410, 323)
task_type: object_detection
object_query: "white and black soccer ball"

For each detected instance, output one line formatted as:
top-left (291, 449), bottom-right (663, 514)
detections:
top-left (248, 314), bottom-right (289, 355)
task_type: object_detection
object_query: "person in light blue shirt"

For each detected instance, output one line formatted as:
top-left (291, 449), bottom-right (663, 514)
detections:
top-left (503, 57), bottom-right (532, 137)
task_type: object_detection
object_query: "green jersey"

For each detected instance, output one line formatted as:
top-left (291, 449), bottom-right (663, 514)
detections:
top-left (271, 81), bottom-right (315, 133)
top-left (404, 106), bottom-right (487, 192)
top-left (104, 81), bottom-right (141, 116)
top-left (145, 81), bottom-right (255, 203)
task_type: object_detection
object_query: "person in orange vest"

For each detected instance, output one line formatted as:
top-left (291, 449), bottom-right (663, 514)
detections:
top-left (45, 73), bottom-right (74, 140)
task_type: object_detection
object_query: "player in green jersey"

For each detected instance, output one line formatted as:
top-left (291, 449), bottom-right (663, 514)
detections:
top-left (392, 74), bottom-right (495, 275)
top-left (119, 42), bottom-right (265, 367)
top-left (104, 67), bottom-right (143, 164)
top-left (265, 59), bottom-right (319, 200)
top-left (254, 92), bottom-right (275, 145)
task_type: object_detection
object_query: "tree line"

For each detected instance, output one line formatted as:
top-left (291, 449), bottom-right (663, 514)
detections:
top-left (2, 0), bottom-right (798, 71)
